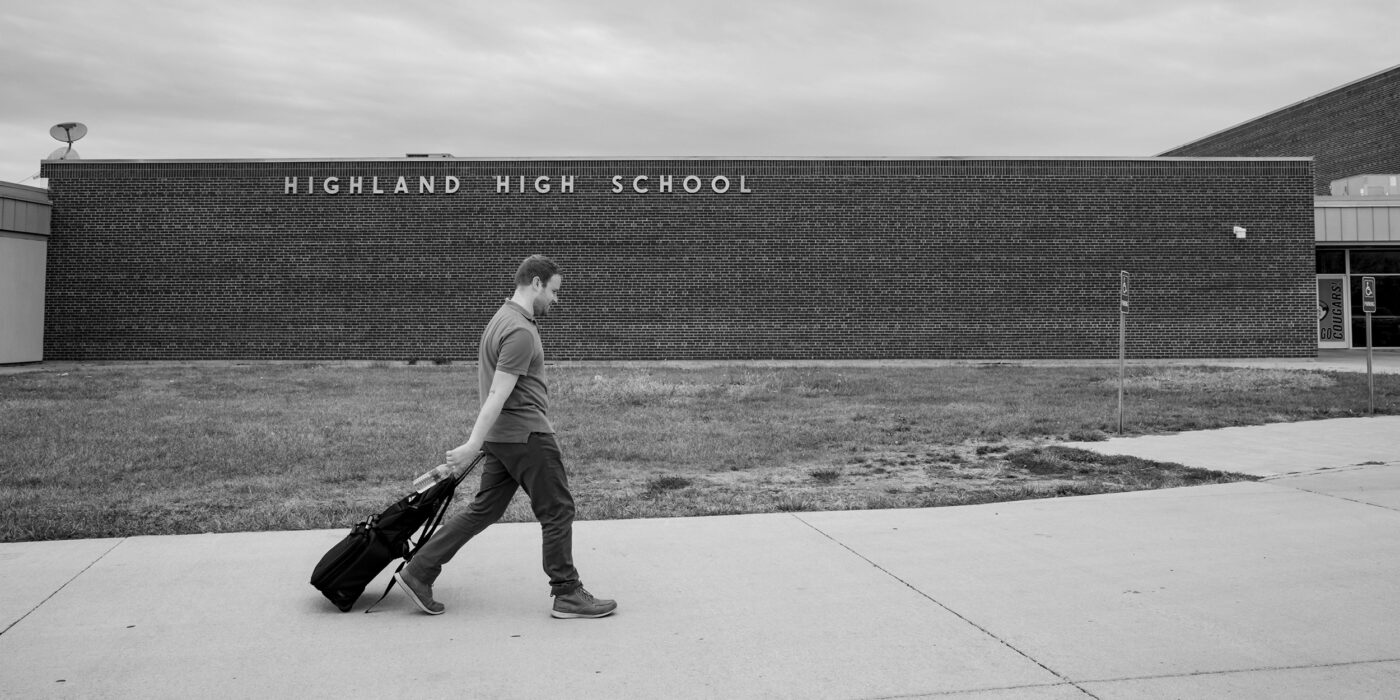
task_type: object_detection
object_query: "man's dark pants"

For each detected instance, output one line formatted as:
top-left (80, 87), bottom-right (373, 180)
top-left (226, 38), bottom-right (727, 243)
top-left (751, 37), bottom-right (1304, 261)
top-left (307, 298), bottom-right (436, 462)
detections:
top-left (405, 433), bottom-right (580, 596)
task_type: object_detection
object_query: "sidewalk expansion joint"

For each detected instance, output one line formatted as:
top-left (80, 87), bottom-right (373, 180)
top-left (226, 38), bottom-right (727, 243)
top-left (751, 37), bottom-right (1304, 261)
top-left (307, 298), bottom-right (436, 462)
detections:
top-left (1259, 461), bottom-right (1399, 481)
top-left (863, 680), bottom-right (1091, 699)
top-left (0, 538), bottom-right (127, 638)
top-left (791, 514), bottom-right (1102, 700)
top-left (1270, 484), bottom-right (1400, 514)
top-left (1078, 655), bottom-right (1400, 687)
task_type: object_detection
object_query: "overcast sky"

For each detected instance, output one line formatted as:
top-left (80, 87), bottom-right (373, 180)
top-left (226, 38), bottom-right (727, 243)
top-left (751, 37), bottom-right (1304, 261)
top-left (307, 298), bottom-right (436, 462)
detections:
top-left (3, 0), bottom-right (1397, 184)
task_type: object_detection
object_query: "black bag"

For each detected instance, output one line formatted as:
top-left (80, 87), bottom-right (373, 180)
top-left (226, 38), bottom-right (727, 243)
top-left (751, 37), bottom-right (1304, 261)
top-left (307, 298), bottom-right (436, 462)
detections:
top-left (310, 455), bottom-right (483, 612)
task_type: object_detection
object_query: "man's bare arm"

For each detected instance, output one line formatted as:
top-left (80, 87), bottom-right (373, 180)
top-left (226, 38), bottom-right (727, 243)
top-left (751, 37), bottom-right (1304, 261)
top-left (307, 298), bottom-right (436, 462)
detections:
top-left (445, 369), bottom-right (519, 470)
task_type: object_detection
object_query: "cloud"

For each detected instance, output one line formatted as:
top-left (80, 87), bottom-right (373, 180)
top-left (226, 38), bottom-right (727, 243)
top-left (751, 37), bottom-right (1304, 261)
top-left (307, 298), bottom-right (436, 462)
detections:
top-left (2, 0), bottom-right (1397, 182)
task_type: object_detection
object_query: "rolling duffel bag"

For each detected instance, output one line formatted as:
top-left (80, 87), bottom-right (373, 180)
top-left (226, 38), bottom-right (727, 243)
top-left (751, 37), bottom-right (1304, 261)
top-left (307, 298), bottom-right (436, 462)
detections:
top-left (310, 454), bottom-right (483, 612)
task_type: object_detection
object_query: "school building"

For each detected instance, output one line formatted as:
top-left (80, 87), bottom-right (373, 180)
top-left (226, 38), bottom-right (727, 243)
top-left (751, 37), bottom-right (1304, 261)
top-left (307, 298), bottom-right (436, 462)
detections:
top-left (1162, 64), bottom-right (1400, 350)
top-left (4, 65), bottom-right (1397, 363)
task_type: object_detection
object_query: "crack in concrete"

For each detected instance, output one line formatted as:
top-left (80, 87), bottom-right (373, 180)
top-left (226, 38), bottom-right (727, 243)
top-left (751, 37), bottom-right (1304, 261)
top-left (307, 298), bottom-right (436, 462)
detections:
top-left (791, 514), bottom-right (1102, 699)
top-left (1266, 478), bottom-right (1400, 514)
top-left (1259, 461), bottom-right (1399, 481)
top-left (863, 679), bottom-right (1088, 699)
top-left (0, 538), bottom-right (126, 637)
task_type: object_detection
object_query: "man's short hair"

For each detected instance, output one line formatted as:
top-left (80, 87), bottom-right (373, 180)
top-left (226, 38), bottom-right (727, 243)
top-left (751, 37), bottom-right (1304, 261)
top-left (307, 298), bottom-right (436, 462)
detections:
top-left (514, 255), bottom-right (560, 287)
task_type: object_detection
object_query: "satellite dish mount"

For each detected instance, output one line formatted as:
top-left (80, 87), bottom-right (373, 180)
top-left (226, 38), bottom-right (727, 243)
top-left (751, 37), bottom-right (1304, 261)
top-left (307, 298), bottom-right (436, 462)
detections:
top-left (48, 122), bottom-right (88, 160)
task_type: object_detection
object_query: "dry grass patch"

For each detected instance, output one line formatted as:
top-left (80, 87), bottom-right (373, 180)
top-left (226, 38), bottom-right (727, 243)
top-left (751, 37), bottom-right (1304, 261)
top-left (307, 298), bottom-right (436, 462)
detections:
top-left (1, 362), bottom-right (1395, 541)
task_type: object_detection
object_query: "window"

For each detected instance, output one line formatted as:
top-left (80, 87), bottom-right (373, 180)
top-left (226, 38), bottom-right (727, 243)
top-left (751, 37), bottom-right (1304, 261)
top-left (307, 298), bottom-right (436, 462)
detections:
top-left (1316, 249), bottom-right (1347, 274)
top-left (1349, 249), bottom-right (1400, 274)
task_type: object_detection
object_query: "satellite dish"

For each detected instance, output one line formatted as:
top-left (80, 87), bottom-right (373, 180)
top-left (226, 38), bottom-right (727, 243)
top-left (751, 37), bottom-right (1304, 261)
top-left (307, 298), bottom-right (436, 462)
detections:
top-left (50, 122), bottom-right (88, 144)
top-left (47, 146), bottom-right (80, 160)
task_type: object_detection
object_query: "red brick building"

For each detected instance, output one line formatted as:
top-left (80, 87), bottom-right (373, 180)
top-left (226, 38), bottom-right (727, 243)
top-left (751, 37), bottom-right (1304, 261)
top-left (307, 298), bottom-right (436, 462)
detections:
top-left (1165, 64), bottom-right (1400, 349)
top-left (38, 65), bottom-right (1400, 361)
top-left (39, 157), bottom-right (1316, 360)
top-left (1161, 65), bottom-right (1400, 196)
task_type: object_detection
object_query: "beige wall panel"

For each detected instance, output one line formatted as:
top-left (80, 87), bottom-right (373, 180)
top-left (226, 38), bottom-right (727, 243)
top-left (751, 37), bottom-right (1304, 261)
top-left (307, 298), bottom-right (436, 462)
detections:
top-left (1358, 208), bottom-right (1375, 241)
top-left (1322, 208), bottom-right (1342, 241)
top-left (1375, 208), bottom-right (1397, 241)
top-left (0, 234), bottom-right (47, 363)
top-left (1316, 203), bottom-right (1400, 243)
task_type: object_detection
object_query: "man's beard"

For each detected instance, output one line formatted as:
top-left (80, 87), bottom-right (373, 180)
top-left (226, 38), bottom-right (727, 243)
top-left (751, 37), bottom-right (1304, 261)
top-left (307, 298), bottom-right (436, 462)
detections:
top-left (533, 297), bottom-right (552, 317)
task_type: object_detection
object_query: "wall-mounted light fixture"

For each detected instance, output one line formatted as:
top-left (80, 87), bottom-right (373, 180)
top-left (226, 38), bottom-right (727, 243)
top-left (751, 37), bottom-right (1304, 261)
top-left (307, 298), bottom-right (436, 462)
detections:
top-left (1233, 226), bottom-right (1247, 239)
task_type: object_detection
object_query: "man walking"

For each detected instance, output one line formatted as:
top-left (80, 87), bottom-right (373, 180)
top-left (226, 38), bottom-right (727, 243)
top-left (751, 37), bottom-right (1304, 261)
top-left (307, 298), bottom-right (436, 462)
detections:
top-left (395, 255), bottom-right (616, 619)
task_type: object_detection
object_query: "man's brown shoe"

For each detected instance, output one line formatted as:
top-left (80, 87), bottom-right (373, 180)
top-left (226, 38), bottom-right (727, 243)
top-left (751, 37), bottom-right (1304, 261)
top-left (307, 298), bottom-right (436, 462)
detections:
top-left (395, 569), bottom-right (445, 615)
top-left (551, 586), bottom-right (617, 619)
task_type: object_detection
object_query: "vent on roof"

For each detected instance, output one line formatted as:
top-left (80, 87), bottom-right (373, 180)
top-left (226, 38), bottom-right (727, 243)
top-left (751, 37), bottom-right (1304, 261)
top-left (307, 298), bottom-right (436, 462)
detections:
top-left (1330, 175), bottom-right (1400, 197)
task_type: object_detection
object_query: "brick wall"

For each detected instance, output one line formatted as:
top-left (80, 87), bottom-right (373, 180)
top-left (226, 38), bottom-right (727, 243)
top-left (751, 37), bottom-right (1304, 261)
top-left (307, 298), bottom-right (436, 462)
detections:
top-left (1161, 65), bottom-right (1400, 195)
top-left (40, 157), bottom-right (1316, 360)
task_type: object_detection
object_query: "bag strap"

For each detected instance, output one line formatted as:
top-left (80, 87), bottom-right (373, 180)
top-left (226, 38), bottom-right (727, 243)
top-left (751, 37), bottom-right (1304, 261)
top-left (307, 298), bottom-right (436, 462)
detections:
top-left (364, 453), bottom-right (485, 614)
top-left (406, 454), bottom-right (481, 560)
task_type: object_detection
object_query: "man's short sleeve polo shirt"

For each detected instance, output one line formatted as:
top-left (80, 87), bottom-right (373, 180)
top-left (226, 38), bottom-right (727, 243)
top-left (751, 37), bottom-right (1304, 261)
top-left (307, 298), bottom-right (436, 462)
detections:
top-left (478, 301), bottom-right (554, 442)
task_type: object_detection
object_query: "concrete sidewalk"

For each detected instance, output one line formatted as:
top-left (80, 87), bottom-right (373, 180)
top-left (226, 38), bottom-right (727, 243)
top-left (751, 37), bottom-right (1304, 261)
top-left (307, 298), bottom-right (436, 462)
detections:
top-left (2, 417), bottom-right (1399, 698)
top-left (1064, 416), bottom-right (1400, 479)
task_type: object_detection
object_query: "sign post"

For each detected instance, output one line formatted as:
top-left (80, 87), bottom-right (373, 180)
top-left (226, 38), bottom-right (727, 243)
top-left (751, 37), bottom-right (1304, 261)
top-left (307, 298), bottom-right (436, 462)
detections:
top-left (1119, 271), bottom-right (1129, 433)
top-left (1362, 276), bottom-right (1377, 414)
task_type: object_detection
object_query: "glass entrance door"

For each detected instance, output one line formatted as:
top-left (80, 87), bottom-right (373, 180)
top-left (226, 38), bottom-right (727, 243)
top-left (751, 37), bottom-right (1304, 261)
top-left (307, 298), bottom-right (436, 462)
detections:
top-left (1317, 275), bottom-right (1349, 348)
top-left (1347, 250), bottom-right (1399, 348)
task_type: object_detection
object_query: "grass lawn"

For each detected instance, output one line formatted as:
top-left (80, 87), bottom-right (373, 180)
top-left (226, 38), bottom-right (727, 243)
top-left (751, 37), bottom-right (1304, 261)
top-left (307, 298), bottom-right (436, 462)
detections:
top-left (1, 361), bottom-right (1394, 542)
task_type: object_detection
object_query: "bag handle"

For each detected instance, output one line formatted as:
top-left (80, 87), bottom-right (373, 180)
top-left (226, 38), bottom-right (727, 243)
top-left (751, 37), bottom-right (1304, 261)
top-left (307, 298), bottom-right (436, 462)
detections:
top-left (363, 453), bottom-right (486, 614)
